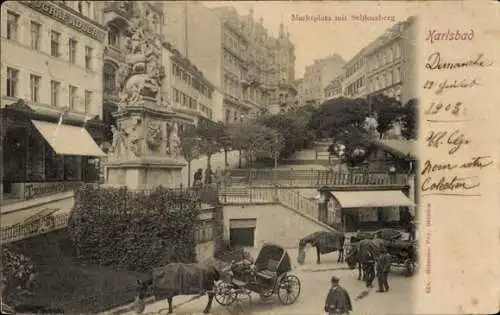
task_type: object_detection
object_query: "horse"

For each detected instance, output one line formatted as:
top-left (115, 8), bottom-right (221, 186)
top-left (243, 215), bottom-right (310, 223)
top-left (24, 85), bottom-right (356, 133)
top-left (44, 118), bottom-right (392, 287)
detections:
top-left (346, 238), bottom-right (386, 287)
top-left (135, 263), bottom-right (221, 314)
top-left (298, 231), bottom-right (345, 265)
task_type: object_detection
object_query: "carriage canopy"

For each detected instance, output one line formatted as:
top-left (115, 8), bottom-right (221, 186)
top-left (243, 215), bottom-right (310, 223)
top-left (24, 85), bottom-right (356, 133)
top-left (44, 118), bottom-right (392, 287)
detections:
top-left (254, 243), bottom-right (291, 275)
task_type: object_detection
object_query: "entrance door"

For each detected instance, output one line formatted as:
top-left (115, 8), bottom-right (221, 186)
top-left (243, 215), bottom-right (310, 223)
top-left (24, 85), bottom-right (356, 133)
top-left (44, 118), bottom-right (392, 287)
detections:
top-left (229, 219), bottom-right (256, 247)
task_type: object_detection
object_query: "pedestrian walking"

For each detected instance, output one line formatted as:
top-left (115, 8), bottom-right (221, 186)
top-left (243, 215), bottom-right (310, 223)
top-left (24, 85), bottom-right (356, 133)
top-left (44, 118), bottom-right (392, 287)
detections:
top-left (193, 168), bottom-right (203, 188)
top-left (376, 248), bottom-right (391, 293)
top-left (324, 276), bottom-right (352, 315)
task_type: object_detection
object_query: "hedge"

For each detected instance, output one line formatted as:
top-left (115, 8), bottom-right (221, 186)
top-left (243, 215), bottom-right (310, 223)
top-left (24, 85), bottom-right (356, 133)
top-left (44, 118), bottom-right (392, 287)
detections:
top-left (67, 184), bottom-right (201, 272)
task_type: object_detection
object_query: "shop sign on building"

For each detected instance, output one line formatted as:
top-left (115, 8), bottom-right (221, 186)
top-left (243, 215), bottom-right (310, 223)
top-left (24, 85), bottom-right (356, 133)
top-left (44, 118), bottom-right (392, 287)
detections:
top-left (21, 1), bottom-right (107, 42)
top-left (11, 181), bottom-right (82, 200)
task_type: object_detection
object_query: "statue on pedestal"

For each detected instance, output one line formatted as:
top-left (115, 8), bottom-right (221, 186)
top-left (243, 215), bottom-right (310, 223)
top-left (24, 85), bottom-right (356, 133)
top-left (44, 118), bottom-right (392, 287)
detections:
top-left (168, 122), bottom-right (181, 158)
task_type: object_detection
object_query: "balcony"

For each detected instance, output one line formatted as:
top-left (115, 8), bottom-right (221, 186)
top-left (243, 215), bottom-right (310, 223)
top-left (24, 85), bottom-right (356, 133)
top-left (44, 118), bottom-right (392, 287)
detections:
top-left (103, 1), bottom-right (134, 25)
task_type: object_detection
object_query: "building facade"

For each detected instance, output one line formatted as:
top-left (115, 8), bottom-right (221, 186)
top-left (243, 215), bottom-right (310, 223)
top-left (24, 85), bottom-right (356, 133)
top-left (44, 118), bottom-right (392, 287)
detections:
top-left (364, 16), bottom-right (417, 105)
top-left (323, 73), bottom-right (345, 102)
top-left (162, 3), bottom-right (296, 123)
top-left (300, 54), bottom-right (346, 106)
top-left (162, 42), bottom-right (215, 126)
top-left (342, 49), bottom-right (368, 99)
top-left (1, 1), bottom-right (107, 210)
top-left (325, 16), bottom-right (417, 105)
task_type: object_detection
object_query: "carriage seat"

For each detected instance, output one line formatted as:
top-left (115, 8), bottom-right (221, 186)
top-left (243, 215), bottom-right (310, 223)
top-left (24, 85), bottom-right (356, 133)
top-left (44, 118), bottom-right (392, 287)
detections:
top-left (255, 259), bottom-right (279, 280)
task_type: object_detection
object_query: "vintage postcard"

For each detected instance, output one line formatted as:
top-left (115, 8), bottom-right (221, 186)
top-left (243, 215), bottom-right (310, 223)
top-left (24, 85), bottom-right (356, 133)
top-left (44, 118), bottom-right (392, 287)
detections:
top-left (1, 1), bottom-right (499, 315)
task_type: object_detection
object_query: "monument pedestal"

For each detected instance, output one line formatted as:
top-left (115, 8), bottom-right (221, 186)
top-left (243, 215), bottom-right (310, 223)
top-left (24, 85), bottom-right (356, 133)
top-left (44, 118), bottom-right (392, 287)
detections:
top-left (105, 158), bottom-right (185, 190)
top-left (104, 102), bottom-right (191, 190)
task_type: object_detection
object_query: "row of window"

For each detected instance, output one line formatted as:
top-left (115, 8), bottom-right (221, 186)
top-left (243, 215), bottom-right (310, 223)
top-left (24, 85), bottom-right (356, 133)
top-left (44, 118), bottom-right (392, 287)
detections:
top-left (345, 58), bottom-right (365, 78)
top-left (6, 11), bottom-right (94, 70)
top-left (172, 63), bottom-right (213, 99)
top-left (368, 67), bottom-right (401, 93)
top-left (368, 42), bottom-right (402, 71)
top-left (225, 108), bottom-right (245, 123)
top-left (172, 88), bottom-right (213, 119)
top-left (61, 1), bottom-right (94, 20)
top-left (6, 67), bottom-right (93, 113)
top-left (345, 77), bottom-right (365, 96)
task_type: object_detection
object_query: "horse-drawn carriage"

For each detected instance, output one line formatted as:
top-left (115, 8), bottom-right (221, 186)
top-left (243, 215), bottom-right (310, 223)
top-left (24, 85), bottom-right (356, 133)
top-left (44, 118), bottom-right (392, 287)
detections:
top-left (215, 243), bottom-right (301, 306)
top-left (348, 228), bottom-right (417, 277)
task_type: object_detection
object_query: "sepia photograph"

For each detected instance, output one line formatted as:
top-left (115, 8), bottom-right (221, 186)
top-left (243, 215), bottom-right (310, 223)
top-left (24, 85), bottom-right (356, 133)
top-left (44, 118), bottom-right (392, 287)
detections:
top-left (1, 1), bottom-right (420, 315)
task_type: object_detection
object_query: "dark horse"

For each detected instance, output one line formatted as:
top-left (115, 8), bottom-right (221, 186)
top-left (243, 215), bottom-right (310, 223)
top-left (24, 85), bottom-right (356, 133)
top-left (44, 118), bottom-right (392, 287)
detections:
top-left (298, 231), bottom-right (345, 264)
top-left (345, 239), bottom-right (385, 287)
top-left (136, 263), bottom-right (221, 314)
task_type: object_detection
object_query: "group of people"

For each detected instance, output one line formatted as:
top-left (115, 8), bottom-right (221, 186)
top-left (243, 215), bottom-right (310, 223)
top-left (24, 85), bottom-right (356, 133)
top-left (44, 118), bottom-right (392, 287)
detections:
top-left (324, 249), bottom-right (392, 315)
top-left (192, 165), bottom-right (230, 189)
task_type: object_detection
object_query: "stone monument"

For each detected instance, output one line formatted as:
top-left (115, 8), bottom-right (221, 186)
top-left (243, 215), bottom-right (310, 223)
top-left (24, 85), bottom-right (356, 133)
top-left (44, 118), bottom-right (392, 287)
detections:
top-left (104, 7), bottom-right (189, 189)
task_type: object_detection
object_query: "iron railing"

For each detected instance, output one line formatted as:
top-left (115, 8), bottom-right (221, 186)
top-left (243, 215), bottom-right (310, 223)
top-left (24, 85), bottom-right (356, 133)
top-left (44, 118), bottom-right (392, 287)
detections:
top-left (277, 188), bottom-right (319, 219)
top-left (0, 212), bottom-right (70, 244)
top-left (229, 169), bottom-right (409, 187)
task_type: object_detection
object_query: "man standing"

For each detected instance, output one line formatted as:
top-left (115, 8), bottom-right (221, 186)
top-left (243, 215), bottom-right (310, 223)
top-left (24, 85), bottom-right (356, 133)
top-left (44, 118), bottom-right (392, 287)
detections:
top-left (324, 276), bottom-right (352, 315)
top-left (376, 248), bottom-right (392, 292)
top-left (364, 251), bottom-right (376, 288)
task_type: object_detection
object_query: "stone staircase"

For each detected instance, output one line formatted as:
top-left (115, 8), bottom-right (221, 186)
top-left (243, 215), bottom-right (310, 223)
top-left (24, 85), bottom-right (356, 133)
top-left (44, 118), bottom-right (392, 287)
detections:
top-left (218, 185), bottom-right (335, 232)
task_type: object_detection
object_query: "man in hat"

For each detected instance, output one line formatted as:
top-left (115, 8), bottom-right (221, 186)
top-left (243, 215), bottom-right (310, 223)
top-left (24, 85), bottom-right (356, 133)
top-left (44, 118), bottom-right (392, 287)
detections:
top-left (324, 276), bottom-right (352, 315)
top-left (376, 247), bottom-right (392, 292)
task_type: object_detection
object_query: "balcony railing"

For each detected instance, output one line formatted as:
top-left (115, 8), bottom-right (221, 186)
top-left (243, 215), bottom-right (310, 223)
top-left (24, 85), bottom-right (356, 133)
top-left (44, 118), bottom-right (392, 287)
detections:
top-left (229, 169), bottom-right (409, 187)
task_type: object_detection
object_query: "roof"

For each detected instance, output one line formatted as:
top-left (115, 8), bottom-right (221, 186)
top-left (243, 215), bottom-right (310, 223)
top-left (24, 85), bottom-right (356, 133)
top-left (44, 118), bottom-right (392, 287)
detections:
top-left (372, 139), bottom-right (418, 160)
top-left (331, 190), bottom-right (415, 208)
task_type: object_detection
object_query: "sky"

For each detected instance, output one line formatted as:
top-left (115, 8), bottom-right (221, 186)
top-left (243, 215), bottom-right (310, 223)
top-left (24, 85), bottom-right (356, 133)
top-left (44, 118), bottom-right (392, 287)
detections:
top-left (202, 1), bottom-right (416, 78)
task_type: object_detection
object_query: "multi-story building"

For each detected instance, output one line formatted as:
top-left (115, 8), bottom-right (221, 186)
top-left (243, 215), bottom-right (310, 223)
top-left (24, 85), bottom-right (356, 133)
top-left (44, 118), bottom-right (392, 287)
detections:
top-left (300, 54), bottom-right (346, 106)
top-left (342, 49), bottom-right (368, 99)
top-left (323, 16), bottom-right (416, 107)
top-left (162, 3), bottom-right (296, 123)
top-left (323, 73), bottom-right (345, 101)
top-left (1, 1), bottom-right (107, 213)
top-left (100, 1), bottom-right (164, 146)
top-left (162, 41), bottom-right (215, 126)
top-left (364, 16), bottom-right (417, 104)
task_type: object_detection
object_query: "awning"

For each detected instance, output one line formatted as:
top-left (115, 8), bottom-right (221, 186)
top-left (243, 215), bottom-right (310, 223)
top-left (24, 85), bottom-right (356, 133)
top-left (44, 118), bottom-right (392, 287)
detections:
top-left (331, 190), bottom-right (415, 208)
top-left (31, 120), bottom-right (106, 157)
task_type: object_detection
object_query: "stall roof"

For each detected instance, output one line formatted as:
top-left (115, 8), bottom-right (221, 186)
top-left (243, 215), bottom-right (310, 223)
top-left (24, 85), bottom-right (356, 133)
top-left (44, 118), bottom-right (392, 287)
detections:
top-left (331, 190), bottom-right (415, 208)
top-left (32, 120), bottom-right (106, 157)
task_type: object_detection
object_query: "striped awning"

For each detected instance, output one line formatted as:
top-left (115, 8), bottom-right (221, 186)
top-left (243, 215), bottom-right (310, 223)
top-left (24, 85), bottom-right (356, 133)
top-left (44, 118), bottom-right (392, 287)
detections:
top-left (331, 190), bottom-right (415, 208)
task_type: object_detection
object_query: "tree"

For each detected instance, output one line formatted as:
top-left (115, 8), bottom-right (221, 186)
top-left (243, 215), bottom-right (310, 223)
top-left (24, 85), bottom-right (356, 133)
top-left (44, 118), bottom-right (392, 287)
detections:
top-left (401, 98), bottom-right (418, 140)
top-left (330, 125), bottom-right (372, 167)
top-left (180, 128), bottom-right (201, 188)
top-left (214, 122), bottom-right (232, 168)
top-left (195, 117), bottom-right (220, 168)
top-left (307, 97), bottom-right (369, 139)
top-left (370, 94), bottom-right (404, 137)
top-left (228, 122), bottom-right (279, 167)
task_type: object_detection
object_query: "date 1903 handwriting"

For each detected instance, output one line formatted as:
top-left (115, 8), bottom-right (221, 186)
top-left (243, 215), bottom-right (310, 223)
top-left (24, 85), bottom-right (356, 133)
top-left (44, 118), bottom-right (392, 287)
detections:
top-left (424, 101), bottom-right (465, 116)
top-left (425, 129), bottom-right (470, 155)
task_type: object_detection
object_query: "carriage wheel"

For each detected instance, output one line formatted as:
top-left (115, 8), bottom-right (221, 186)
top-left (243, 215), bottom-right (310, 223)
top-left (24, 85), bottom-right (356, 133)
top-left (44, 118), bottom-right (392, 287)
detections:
top-left (277, 274), bottom-right (301, 305)
top-left (214, 281), bottom-right (236, 306)
top-left (404, 259), bottom-right (415, 277)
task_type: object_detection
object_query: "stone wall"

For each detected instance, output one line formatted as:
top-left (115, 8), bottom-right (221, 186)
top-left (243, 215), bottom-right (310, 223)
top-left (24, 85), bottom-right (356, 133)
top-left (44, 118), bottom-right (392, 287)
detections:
top-left (222, 203), bottom-right (331, 249)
